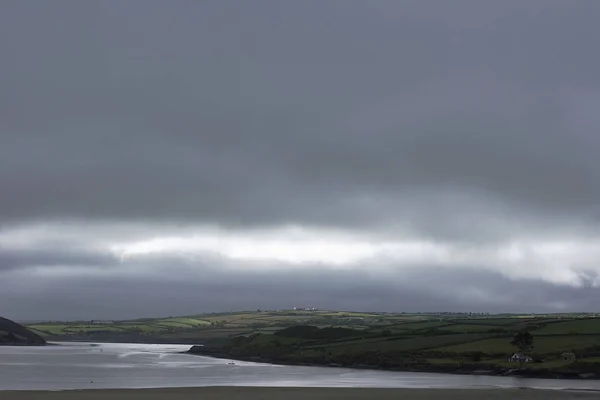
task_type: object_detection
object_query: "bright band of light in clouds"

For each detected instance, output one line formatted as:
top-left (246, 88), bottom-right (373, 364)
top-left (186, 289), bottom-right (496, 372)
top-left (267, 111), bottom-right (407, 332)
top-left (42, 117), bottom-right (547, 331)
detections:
top-left (110, 227), bottom-right (443, 267)
top-left (1, 222), bottom-right (599, 287)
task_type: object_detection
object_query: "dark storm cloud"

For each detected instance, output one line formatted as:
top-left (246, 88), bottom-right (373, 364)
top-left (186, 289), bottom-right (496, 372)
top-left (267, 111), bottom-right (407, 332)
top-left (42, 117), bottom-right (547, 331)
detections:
top-left (2, 1), bottom-right (600, 317)
top-left (2, 0), bottom-right (600, 233)
top-left (0, 247), bottom-right (115, 271)
top-left (2, 259), bottom-right (597, 321)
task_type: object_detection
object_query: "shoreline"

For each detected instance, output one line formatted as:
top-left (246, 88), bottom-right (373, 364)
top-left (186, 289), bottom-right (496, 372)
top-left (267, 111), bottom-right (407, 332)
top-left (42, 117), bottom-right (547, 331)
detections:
top-left (1, 387), bottom-right (600, 399)
top-left (185, 348), bottom-right (598, 381)
top-left (38, 339), bottom-right (600, 381)
top-left (45, 337), bottom-right (200, 345)
top-left (0, 342), bottom-right (48, 347)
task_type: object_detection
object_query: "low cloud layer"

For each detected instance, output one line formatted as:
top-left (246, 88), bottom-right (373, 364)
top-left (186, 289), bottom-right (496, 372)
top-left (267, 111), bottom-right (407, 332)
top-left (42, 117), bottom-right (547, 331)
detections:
top-left (2, 1), bottom-right (600, 319)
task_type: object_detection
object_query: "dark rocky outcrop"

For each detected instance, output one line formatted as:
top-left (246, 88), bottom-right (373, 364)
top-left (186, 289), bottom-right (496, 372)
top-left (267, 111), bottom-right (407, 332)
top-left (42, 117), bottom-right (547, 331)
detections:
top-left (0, 317), bottom-right (46, 345)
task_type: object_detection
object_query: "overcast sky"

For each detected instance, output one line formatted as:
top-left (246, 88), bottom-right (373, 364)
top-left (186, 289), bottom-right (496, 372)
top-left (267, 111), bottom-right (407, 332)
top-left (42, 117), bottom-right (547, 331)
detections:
top-left (2, 0), bottom-right (600, 321)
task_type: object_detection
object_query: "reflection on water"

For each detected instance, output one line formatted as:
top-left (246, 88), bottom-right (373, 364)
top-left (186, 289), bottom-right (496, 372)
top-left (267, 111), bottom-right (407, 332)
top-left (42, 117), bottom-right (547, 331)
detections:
top-left (1, 342), bottom-right (600, 391)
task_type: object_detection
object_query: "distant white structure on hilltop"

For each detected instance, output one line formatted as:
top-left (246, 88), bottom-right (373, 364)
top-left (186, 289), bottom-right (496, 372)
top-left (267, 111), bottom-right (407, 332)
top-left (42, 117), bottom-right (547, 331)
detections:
top-left (293, 307), bottom-right (318, 311)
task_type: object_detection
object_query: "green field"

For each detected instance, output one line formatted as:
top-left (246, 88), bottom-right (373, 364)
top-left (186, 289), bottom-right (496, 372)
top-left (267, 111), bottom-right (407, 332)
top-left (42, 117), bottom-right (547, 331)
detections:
top-left (25, 311), bottom-right (600, 368)
top-left (433, 334), bottom-right (600, 355)
top-left (27, 312), bottom-right (600, 338)
top-left (26, 310), bottom-right (600, 377)
top-left (436, 324), bottom-right (502, 333)
top-left (314, 334), bottom-right (494, 354)
top-left (535, 319), bottom-right (600, 335)
top-left (392, 321), bottom-right (447, 330)
top-left (175, 313), bottom-right (600, 377)
top-left (27, 316), bottom-right (216, 337)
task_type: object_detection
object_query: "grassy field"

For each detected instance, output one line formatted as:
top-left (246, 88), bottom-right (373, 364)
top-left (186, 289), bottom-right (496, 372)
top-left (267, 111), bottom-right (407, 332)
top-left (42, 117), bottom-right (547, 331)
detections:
top-left (434, 334), bottom-right (600, 354)
top-left (27, 310), bottom-right (391, 341)
top-left (26, 311), bottom-right (600, 373)
top-left (27, 316), bottom-right (215, 337)
top-left (311, 334), bottom-right (494, 354)
top-left (436, 324), bottom-right (502, 333)
top-left (535, 319), bottom-right (600, 335)
top-left (23, 310), bottom-right (600, 377)
top-left (27, 312), bottom-right (600, 337)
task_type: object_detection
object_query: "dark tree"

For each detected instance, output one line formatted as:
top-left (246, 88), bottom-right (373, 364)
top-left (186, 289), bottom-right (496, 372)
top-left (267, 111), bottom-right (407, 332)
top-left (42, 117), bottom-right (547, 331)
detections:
top-left (510, 330), bottom-right (534, 368)
top-left (511, 330), bottom-right (534, 354)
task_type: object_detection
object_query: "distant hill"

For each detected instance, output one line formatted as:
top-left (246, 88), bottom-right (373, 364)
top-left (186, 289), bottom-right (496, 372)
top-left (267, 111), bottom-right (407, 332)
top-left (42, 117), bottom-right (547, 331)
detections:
top-left (0, 317), bottom-right (46, 345)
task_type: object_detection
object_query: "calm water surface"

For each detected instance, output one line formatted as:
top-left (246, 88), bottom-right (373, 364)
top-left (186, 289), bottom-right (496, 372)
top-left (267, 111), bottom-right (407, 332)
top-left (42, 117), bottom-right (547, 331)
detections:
top-left (1, 342), bottom-right (600, 391)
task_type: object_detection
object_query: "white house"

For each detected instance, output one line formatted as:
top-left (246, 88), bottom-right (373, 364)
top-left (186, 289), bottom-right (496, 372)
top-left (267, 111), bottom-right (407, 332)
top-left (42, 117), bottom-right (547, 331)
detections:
top-left (508, 353), bottom-right (533, 363)
top-left (561, 352), bottom-right (576, 361)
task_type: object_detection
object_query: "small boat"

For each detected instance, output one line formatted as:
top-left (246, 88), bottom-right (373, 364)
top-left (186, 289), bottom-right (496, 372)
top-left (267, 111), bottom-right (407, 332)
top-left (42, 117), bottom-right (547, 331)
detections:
top-left (228, 362), bottom-right (236, 365)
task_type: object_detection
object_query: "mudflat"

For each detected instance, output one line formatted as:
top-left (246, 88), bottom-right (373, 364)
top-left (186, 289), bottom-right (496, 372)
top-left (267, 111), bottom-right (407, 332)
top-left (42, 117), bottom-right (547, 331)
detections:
top-left (2, 387), bottom-right (600, 400)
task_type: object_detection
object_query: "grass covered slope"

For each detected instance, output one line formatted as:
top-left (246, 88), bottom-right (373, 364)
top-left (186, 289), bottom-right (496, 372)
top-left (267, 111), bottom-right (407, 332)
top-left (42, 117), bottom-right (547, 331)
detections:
top-left (0, 316), bottom-right (46, 345)
top-left (25, 310), bottom-right (600, 377)
top-left (26, 310), bottom-right (391, 343)
top-left (184, 312), bottom-right (600, 379)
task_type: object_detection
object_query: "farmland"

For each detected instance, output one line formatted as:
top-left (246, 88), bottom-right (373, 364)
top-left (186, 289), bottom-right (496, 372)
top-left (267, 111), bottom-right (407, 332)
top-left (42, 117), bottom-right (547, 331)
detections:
top-left (27, 310), bottom-right (600, 378)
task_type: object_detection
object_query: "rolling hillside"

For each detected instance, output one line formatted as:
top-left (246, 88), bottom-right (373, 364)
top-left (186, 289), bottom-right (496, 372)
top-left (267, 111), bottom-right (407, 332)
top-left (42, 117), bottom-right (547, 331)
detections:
top-left (0, 317), bottom-right (46, 345)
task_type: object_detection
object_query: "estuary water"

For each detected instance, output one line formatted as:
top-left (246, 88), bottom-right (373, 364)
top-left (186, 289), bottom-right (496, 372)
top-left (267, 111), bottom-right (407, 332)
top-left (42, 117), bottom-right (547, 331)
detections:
top-left (1, 342), bottom-right (600, 391)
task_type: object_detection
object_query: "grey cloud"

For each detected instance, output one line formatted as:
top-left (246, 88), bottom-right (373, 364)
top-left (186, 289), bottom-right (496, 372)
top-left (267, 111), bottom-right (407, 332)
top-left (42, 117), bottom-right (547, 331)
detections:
top-left (0, 247), bottom-right (116, 271)
top-left (2, 259), bottom-right (597, 321)
top-left (2, 1), bottom-right (600, 233)
top-left (2, 1), bottom-right (600, 318)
